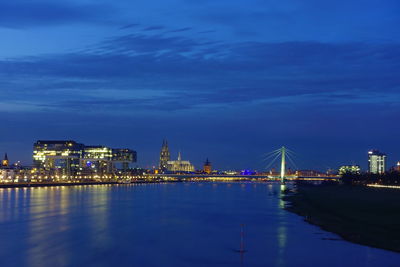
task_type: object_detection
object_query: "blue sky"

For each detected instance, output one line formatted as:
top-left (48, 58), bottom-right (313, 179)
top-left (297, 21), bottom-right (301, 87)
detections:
top-left (0, 0), bottom-right (399, 171)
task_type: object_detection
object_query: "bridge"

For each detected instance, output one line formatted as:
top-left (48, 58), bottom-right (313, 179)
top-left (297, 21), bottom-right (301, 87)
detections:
top-left (139, 174), bottom-right (338, 182)
top-left (141, 147), bottom-right (338, 182)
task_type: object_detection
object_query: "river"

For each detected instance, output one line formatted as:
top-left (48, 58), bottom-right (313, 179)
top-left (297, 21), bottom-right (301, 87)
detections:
top-left (0, 182), bottom-right (398, 267)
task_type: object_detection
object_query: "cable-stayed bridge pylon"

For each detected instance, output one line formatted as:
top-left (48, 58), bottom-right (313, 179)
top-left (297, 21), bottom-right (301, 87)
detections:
top-left (263, 146), bottom-right (297, 184)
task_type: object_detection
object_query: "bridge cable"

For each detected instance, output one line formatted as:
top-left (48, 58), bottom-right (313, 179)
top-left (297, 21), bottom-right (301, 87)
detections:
top-left (265, 152), bottom-right (282, 171)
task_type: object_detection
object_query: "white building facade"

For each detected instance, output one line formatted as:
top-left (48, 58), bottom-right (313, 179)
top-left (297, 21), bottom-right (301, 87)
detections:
top-left (368, 150), bottom-right (386, 174)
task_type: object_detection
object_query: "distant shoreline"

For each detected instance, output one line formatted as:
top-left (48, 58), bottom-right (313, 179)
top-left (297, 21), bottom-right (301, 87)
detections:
top-left (283, 184), bottom-right (400, 253)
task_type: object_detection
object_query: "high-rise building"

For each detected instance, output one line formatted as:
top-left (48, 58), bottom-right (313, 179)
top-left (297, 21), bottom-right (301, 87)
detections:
top-left (159, 139), bottom-right (170, 171)
top-left (33, 140), bottom-right (136, 176)
top-left (368, 150), bottom-right (387, 174)
top-left (82, 146), bottom-right (113, 174)
top-left (82, 146), bottom-right (137, 173)
top-left (203, 158), bottom-right (212, 174)
top-left (33, 140), bottom-right (84, 175)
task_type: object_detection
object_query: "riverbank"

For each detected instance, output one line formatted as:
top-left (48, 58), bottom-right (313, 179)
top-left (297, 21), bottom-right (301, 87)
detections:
top-left (0, 180), bottom-right (172, 188)
top-left (283, 184), bottom-right (400, 252)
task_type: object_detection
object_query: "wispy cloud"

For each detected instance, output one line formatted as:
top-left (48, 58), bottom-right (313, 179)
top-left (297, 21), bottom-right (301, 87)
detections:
top-left (142, 25), bottom-right (165, 31)
top-left (119, 23), bottom-right (141, 30)
top-left (1, 28), bottom-right (399, 115)
top-left (168, 27), bottom-right (192, 33)
top-left (1, 0), bottom-right (400, 168)
top-left (0, 1), bottom-right (117, 28)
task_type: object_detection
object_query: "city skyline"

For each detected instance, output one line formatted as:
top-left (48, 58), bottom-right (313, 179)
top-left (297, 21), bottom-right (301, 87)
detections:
top-left (0, 2), bottom-right (400, 265)
top-left (0, 138), bottom-right (398, 172)
top-left (1, 0), bottom-right (399, 170)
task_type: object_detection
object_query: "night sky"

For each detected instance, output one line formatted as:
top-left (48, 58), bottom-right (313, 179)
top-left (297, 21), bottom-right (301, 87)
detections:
top-left (0, 0), bottom-right (399, 171)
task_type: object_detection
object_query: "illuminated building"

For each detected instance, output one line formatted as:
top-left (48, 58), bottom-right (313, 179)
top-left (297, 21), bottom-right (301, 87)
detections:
top-left (112, 148), bottom-right (137, 171)
top-left (33, 140), bottom-right (136, 177)
top-left (159, 139), bottom-right (170, 171)
top-left (368, 150), bottom-right (386, 174)
top-left (241, 170), bottom-right (256, 175)
top-left (224, 170), bottom-right (239, 175)
top-left (84, 146), bottom-right (113, 160)
top-left (0, 153), bottom-right (30, 181)
top-left (394, 161), bottom-right (400, 172)
top-left (167, 152), bottom-right (195, 173)
top-left (0, 169), bottom-right (14, 181)
top-left (0, 153), bottom-right (12, 180)
top-left (33, 140), bottom-right (84, 176)
top-left (339, 165), bottom-right (361, 175)
top-left (82, 146), bottom-right (136, 173)
top-left (295, 170), bottom-right (326, 177)
top-left (203, 158), bottom-right (212, 174)
top-left (82, 146), bottom-right (113, 174)
top-left (2, 153), bottom-right (9, 167)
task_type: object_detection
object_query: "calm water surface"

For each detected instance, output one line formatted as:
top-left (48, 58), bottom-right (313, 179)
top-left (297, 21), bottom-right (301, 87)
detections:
top-left (0, 182), bottom-right (399, 267)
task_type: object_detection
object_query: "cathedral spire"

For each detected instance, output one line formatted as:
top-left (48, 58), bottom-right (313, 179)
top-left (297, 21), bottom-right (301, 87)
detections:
top-left (162, 139), bottom-right (169, 148)
top-left (159, 139), bottom-right (170, 171)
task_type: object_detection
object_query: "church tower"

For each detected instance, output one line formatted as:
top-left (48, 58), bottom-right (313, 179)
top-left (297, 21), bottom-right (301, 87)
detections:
top-left (2, 153), bottom-right (9, 167)
top-left (203, 158), bottom-right (212, 174)
top-left (159, 140), bottom-right (170, 171)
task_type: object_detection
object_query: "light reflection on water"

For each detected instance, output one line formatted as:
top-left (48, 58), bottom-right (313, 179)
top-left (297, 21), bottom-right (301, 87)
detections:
top-left (0, 183), bottom-right (399, 267)
top-left (275, 187), bottom-right (288, 267)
